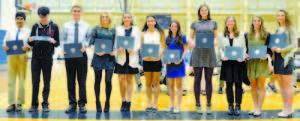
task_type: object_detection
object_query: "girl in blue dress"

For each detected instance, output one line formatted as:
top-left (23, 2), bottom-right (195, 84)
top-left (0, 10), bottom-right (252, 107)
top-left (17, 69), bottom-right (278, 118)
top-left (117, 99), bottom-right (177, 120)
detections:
top-left (165, 21), bottom-right (187, 113)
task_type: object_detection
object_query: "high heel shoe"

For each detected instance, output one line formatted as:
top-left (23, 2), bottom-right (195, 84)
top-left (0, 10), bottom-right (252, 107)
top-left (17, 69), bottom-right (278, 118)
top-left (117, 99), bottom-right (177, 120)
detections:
top-left (96, 102), bottom-right (102, 112)
top-left (104, 101), bottom-right (110, 113)
top-left (120, 101), bottom-right (126, 112)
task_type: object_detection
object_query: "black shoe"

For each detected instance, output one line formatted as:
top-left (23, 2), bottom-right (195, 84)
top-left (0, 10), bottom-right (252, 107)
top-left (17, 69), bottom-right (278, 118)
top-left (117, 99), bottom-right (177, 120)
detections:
top-left (79, 106), bottom-right (87, 113)
top-left (136, 84), bottom-right (142, 92)
top-left (65, 105), bottom-right (77, 113)
top-left (124, 102), bottom-right (131, 112)
top-left (120, 101), bottom-right (126, 112)
top-left (189, 72), bottom-right (194, 76)
top-left (254, 113), bottom-right (262, 117)
top-left (268, 82), bottom-right (278, 93)
top-left (6, 104), bottom-right (16, 112)
top-left (104, 101), bottom-right (110, 113)
top-left (42, 106), bottom-right (50, 112)
top-left (218, 87), bottom-right (223, 94)
top-left (228, 105), bottom-right (234, 115)
top-left (234, 105), bottom-right (241, 116)
top-left (182, 90), bottom-right (187, 96)
top-left (96, 102), bottom-right (102, 112)
top-left (29, 106), bottom-right (38, 112)
top-left (16, 104), bottom-right (22, 112)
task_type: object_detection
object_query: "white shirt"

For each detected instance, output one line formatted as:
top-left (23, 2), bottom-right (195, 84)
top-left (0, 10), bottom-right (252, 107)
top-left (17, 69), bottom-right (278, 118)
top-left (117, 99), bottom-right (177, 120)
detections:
top-left (61, 19), bottom-right (91, 48)
top-left (3, 26), bottom-right (30, 47)
top-left (143, 29), bottom-right (162, 48)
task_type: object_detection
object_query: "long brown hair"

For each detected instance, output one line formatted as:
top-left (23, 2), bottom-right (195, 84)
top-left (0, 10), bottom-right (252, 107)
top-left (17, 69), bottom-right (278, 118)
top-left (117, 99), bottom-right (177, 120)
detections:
top-left (197, 4), bottom-right (211, 20)
top-left (223, 16), bottom-right (239, 37)
top-left (277, 9), bottom-right (292, 28)
top-left (248, 15), bottom-right (268, 40)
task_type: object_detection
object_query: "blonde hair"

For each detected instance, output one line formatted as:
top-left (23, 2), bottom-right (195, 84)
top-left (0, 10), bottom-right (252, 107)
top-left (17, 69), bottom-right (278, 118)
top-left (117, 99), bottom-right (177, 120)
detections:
top-left (100, 12), bottom-right (112, 29)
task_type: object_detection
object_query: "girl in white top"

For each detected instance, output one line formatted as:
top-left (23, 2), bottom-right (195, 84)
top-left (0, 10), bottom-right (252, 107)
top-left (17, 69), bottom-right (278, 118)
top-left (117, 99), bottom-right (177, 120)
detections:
top-left (141, 15), bottom-right (165, 112)
top-left (114, 12), bottom-right (141, 112)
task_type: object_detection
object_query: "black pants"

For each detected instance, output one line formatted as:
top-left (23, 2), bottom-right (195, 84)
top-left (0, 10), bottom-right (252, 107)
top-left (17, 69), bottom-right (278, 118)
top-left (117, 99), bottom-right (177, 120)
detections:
top-left (31, 57), bottom-right (53, 107)
top-left (226, 81), bottom-right (243, 106)
top-left (65, 53), bottom-right (88, 107)
top-left (94, 69), bottom-right (113, 105)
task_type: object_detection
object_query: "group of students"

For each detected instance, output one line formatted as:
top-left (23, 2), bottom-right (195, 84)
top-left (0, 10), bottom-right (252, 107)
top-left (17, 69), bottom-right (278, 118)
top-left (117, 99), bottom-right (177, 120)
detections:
top-left (2, 4), bottom-right (297, 118)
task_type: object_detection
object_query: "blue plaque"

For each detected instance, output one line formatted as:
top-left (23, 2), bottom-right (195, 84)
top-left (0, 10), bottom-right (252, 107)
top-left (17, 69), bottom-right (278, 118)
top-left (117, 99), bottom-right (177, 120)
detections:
top-left (116, 36), bottom-right (135, 50)
top-left (94, 39), bottom-right (114, 54)
top-left (195, 33), bottom-right (214, 48)
top-left (269, 33), bottom-right (287, 49)
top-left (6, 41), bottom-right (25, 55)
top-left (142, 44), bottom-right (160, 58)
top-left (64, 43), bottom-right (83, 58)
top-left (248, 46), bottom-right (267, 59)
top-left (224, 46), bottom-right (245, 61)
top-left (163, 49), bottom-right (181, 63)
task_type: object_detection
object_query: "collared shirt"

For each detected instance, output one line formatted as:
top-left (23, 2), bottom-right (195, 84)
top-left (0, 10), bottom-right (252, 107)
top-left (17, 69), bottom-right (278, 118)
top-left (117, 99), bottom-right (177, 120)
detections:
top-left (3, 26), bottom-right (30, 47)
top-left (61, 19), bottom-right (91, 48)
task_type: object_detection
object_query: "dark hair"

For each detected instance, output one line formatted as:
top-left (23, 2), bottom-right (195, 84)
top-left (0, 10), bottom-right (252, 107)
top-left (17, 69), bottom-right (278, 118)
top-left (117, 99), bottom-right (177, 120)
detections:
top-left (38, 6), bottom-right (50, 16)
top-left (71, 5), bottom-right (82, 11)
top-left (277, 9), bottom-right (292, 27)
top-left (197, 4), bottom-right (211, 20)
top-left (16, 12), bottom-right (26, 20)
top-left (167, 21), bottom-right (184, 47)
top-left (224, 16), bottom-right (239, 37)
top-left (121, 12), bottom-right (134, 26)
top-left (142, 15), bottom-right (164, 33)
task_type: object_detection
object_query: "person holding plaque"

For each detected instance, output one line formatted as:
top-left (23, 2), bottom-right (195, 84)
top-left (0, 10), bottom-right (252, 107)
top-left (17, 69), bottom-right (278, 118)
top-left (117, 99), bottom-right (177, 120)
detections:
top-left (219, 16), bottom-right (247, 116)
top-left (189, 4), bottom-right (218, 114)
top-left (141, 15), bottom-right (165, 112)
top-left (61, 5), bottom-right (91, 113)
top-left (28, 6), bottom-right (60, 112)
top-left (90, 12), bottom-right (116, 113)
top-left (115, 12), bottom-right (141, 112)
top-left (2, 12), bottom-right (30, 112)
top-left (272, 10), bottom-right (297, 118)
top-left (165, 21), bottom-right (187, 113)
top-left (245, 16), bottom-right (273, 117)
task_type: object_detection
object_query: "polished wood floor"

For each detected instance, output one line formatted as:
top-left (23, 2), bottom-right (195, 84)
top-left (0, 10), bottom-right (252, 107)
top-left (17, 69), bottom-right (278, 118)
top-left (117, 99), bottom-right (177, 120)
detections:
top-left (0, 60), bottom-right (299, 121)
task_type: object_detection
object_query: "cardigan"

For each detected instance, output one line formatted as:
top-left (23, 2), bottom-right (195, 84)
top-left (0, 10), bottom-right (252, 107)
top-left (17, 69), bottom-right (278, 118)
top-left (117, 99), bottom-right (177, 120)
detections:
top-left (115, 26), bottom-right (141, 67)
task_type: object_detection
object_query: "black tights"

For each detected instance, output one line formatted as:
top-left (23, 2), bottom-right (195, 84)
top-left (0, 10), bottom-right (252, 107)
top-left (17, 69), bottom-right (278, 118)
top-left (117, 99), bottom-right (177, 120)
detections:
top-left (94, 69), bottom-right (114, 105)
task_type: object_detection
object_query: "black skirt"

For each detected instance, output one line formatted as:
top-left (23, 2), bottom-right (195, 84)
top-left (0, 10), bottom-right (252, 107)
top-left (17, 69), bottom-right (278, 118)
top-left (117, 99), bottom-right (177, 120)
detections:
top-left (143, 60), bottom-right (162, 72)
top-left (220, 60), bottom-right (249, 85)
top-left (274, 53), bottom-right (294, 75)
top-left (114, 50), bottom-right (139, 74)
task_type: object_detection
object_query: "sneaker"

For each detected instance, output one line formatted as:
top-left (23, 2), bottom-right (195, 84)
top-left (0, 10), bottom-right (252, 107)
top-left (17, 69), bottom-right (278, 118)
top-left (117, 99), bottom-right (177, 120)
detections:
top-left (196, 104), bottom-right (202, 114)
top-left (207, 104), bottom-right (212, 115)
top-left (166, 107), bottom-right (174, 112)
top-left (173, 108), bottom-right (180, 113)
